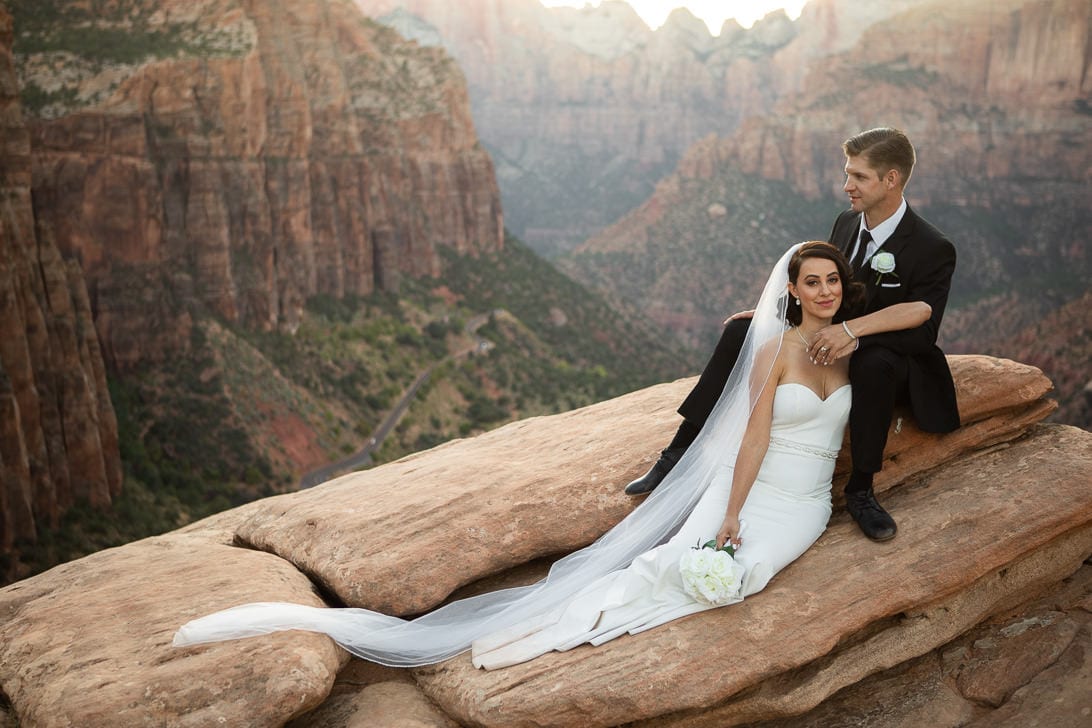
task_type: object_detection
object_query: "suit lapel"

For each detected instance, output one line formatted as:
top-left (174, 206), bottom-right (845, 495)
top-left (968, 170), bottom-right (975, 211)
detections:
top-left (875, 206), bottom-right (916, 260)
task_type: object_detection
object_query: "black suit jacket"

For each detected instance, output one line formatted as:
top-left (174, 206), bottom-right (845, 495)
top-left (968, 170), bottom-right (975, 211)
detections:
top-left (829, 205), bottom-right (961, 433)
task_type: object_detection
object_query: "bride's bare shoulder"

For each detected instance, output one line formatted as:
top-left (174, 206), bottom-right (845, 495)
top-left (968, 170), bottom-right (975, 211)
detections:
top-left (747, 332), bottom-right (790, 389)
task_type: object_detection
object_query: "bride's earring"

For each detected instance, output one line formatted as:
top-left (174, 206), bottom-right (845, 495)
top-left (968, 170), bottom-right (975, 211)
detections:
top-left (795, 297), bottom-right (801, 306)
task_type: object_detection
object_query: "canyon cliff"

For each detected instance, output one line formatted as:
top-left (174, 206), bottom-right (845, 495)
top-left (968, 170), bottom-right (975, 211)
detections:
top-left (0, 4), bottom-right (120, 580)
top-left (0, 0), bottom-right (517, 580)
top-left (4, 0), bottom-right (695, 586)
top-left (19, 0), bottom-right (503, 372)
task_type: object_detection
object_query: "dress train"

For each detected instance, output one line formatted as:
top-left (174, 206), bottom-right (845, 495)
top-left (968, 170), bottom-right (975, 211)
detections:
top-left (471, 382), bottom-right (849, 669)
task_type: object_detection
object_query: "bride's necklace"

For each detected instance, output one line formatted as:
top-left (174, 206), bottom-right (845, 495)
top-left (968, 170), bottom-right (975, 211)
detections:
top-left (791, 326), bottom-right (819, 347)
top-left (791, 325), bottom-right (843, 398)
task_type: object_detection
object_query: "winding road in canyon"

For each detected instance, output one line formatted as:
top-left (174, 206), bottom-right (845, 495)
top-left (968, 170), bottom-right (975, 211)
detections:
top-left (297, 311), bottom-right (497, 489)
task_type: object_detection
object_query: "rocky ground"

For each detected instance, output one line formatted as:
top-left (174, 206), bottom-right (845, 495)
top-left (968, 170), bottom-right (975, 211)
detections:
top-left (1, 355), bottom-right (1089, 726)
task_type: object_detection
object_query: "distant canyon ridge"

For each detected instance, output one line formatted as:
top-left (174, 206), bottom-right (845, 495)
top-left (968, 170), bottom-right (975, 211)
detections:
top-left (356, 0), bottom-right (936, 255)
top-left (361, 0), bottom-right (1091, 425)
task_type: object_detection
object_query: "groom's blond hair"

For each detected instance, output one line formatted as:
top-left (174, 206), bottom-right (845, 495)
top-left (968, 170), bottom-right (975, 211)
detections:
top-left (843, 128), bottom-right (915, 186)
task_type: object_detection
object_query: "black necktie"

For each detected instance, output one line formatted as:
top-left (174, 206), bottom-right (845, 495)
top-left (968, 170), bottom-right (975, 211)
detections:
top-left (851, 230), bottom-right (872, 275)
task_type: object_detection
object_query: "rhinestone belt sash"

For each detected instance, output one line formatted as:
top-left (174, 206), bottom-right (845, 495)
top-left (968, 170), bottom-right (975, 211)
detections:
top-left (768, 436), bottom-right (840, 461)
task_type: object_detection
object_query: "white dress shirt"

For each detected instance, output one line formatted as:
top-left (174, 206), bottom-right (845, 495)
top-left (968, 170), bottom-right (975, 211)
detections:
top-left (849, 197), bottom-right (908, 267)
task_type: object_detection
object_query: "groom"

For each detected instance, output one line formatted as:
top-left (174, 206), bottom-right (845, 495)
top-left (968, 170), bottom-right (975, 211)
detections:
top-left (625, 127), bottom-right (961, 541)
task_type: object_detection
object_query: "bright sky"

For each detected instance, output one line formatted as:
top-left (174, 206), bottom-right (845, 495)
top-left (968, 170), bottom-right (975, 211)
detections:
top-left (540, 1), bottom-right (808, 33)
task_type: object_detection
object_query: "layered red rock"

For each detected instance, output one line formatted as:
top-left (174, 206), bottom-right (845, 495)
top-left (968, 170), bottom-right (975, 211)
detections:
top-left (413, 424), bottom-right (1092, 727)
top-left (23, 0), bottom-right (503, 371)
top-left (667, 0), bottom-right (1092, 207)
top-left (741, 565), bottom-right (1092, 728)
top-left (577, 0), bottom-right (1091, 268)
top-left (230, 355), bottom-right (1057, 616)
top-left (0, 531), bottom-right (346, 727)
top-left (835, 355), bottom-right (1058, 500)
top-left (0, 354), bottom-right (1087, 727)
top-left (0, 3), bottom-right (121, 579)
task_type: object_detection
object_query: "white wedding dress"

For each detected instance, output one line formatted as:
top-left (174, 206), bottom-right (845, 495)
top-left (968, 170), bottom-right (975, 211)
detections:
top-left (172, 243), bottom-right (848, 670)
top-left (470, 381), bottom-right (850, 668)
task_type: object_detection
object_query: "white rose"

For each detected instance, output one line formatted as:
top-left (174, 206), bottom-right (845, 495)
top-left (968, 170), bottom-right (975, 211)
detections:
top-left (870, 251), bottom-right (896, 275)
top-left (679, 549), bottom-right (712, 579)
top-left (678, 547), bottom-right (746, 606)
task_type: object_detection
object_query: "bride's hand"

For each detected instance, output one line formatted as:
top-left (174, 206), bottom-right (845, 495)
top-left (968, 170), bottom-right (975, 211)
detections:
top-left (808, 324), bottom-right (854, 365)
top-left (716, 515), bottom-right (743, 550)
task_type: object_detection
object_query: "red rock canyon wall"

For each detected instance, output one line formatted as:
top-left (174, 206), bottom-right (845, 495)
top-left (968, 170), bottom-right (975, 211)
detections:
top-left (27, 0), bottom-right (504, 371)
top-left (0, 4), bottom-right (121, 567)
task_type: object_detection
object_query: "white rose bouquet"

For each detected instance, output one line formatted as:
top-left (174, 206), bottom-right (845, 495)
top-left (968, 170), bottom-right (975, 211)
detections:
top-left (870, 251), bottom-right (898, 284)
top-left (678, 538), bottom-right (746, 606)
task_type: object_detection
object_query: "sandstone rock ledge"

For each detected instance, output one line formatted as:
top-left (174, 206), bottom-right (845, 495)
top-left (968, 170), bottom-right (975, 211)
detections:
top-left (0, 355), bottom-right (1089, 727)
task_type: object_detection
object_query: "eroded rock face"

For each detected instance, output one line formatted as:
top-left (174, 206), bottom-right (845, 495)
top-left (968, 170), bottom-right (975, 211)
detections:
top-left (753, 565), bottom-right (1092, 728)
top-left (21, 0), bottom-right (503, 371)
top-left (838, 355), bottom-right (1057, 500)
top-left (0, 3), bottom-right (120, 579)
top-left (413, 425), bottom-right (1092, 727)
top-left (0, 355), bottom-right (1087, 727)
top-left (235, 375), bottom-right (692, 615)
top-left (0, 531), bottom-right (346, 727)
top-left (287, 682), bottom-right (458, 728)
top-left (285, 660), bottom-right (459, 728)
top-left (630, 0), bottom-right (1091, 210)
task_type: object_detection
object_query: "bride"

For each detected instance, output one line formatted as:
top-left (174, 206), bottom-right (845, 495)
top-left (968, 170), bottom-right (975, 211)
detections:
top-left (174, 241), bottom-right (913, 670)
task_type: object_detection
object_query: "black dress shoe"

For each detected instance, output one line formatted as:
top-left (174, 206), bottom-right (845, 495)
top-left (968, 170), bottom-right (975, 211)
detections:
top-left (845, 488), bottom-right (897, 541)
top-left (624, 447), bottom-right (685, 495)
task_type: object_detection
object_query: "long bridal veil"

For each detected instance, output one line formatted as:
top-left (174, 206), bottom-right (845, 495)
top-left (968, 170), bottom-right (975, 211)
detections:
top-left (172, 244), bottom-right (800, 667)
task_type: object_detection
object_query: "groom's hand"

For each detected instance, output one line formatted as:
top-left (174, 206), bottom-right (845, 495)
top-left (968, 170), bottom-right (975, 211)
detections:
top-left (723, 309), bottom-right (755, 325)
top-left (808, 324), bottom-right (855, 365)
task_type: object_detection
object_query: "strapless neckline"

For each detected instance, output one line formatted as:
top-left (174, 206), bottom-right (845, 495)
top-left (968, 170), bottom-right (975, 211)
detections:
top-left (776, 382), bottom-right (851, 403)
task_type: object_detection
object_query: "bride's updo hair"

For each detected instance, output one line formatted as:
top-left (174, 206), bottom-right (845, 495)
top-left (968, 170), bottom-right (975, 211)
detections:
top-left (785, 241), bottom-right (864, 326)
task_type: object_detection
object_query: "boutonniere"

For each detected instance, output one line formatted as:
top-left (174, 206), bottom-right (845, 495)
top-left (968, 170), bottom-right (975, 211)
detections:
top-left (870, 251), bottom-right (898, 284)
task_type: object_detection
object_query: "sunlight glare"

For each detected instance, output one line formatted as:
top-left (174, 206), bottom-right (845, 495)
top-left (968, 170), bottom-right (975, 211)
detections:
top-left (539, 1), bottom-right (808, 34)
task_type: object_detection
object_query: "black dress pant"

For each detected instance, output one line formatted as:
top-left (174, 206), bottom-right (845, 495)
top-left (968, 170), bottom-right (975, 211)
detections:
top-left (847, 345), bottom-right (909, 476)
top-left (678, 318), bottom-right (751, 426)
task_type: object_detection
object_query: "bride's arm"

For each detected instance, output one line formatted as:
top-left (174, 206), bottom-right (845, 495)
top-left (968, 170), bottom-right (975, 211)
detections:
top-left (715, 351), bottom-right (783, 550)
